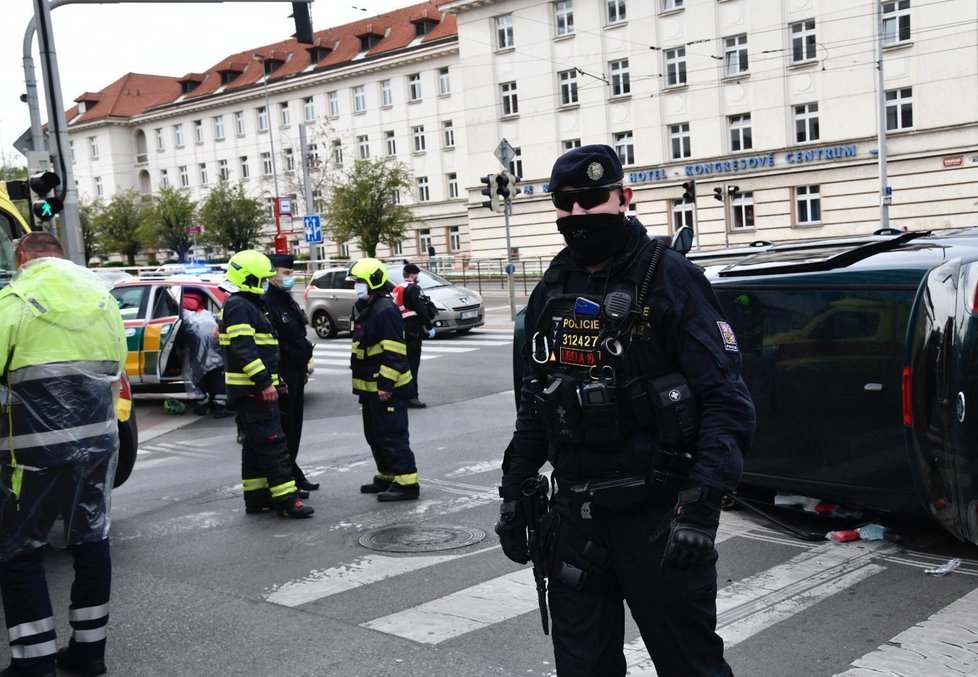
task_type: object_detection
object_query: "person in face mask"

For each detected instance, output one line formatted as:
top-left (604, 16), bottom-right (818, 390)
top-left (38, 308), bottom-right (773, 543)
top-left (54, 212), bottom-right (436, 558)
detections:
top-left (348, 258), bottom-right (421, 501)
top-left (264, 254), bottom-right (318, 493)
top-left (495, 145), bottom-right (755, 676)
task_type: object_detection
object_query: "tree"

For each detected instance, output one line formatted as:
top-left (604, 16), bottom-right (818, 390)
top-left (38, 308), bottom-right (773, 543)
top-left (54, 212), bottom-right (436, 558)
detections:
top-left (93, 189), bottom-right (151, 266)
top-left (198, 181), bottom-right (266, 252)
top-left (79, 199), bottom-right (102, 264)
top-left (145, 187), bottom-right (196, 262)
top-left (325, 159), bottom-right (417, 257)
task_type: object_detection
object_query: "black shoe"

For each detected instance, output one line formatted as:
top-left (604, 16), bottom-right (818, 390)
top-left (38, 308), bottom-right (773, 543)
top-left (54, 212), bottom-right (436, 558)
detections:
top-left (212, 405), bottom-right (231, 419)
top-left (278, 499), bottom-right (314, 518)
top-left (2, 664), bottom-right (56, 677)
top-left (377, 483), bottom-right (420, 502)
top-left (297, 479), bottom-right (320, 491)
top-left (56, 647), bottom-right (106, 676)
top-left (192, 402), bottom-right (210, 416)
top-left (296, 489), bottom-right (310, 499)
top-left (245, 504), bottom-right (273, 515)
top-left (407, 399), bottom-right (427, 409)
top-left (360, 476), bottom-right (393, 494)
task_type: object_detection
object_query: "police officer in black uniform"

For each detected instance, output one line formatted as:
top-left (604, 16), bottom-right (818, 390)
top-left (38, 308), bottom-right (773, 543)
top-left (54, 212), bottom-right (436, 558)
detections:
top-left (264, 254), bottom-right (318, 492)
top-left (495, 145), bottom-right (754, 676)
top-left (395, 263), bottom-right (435, 408)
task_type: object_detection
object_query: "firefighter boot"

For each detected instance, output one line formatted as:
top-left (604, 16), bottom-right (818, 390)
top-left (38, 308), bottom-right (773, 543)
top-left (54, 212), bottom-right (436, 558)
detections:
top-left (360, 475), bottom-right (393, 494)
top-left (278, 498), bottom-right (314, 518)
top-left (377, 482), bottom-right (420, 502)
top-left (56, 646), bottom-right (106, 676)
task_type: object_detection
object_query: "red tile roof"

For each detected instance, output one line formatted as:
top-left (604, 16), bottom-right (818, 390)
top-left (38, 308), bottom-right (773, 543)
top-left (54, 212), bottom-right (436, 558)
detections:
top-left (67, 73), bottom-right (182, 126)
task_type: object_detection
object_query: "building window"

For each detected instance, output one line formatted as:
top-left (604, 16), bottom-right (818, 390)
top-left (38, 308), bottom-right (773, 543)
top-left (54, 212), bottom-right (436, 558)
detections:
top-left (155, 128), bottom-right (165, 151)
top-left (508, 147), bottom-right (524, 179)
top-left (882, 0), bottom-right (911, 45)
top-left (417, 177), bottom-right (430, 202)
top-left (447, 173), bottom-right (458, 199)
top-left (563, 138), bottom-right (581, 150)
top-left (353, 85), bottom-right (366, 113)
top-left (199, 163), bottom-right (208, 184)
top-left (69, 140), bottom-right (75, 163)
top-left (607, 0), bottom-right (626, 24)
top-left (419, 229), bottom-right (432, 253)
top-left (279, 102), bottom-right (290, 127)
top-left (795, 103), bottom-right (819, 143)
top-left (558, 69), bottom-right (578, 105)
top-left (669, 123), bottom-right (691, 160)
top-left (391, 240), bottom-right (403, 256)
top-left (614, 131), bottom-right (634, 166)
top-left (174, 124), bottom-right (185, 148)
top-left (88, 136), bottom-right (99, 159)
top-left (332, 140), bottom-right (343, 165)
top-left (672, 200), bottom-right (693, 230)
top-left (729, 114), bottom-right (752, 152)
top-left (235, 111), bottom-right (245, 136)
top-left (303, 97), bottom-right (316, 121)
top-left (385, 130), bottom-right (396, 156)
top-left (261, 152), bottom-right (273, 176)
top-left (193, 120), bottom-right (204, 144)
top-left (284, 148), bottom-right (295, 172)
top-left (731, 191), bottom-right (754, 230)
top-left (795, 185), bottom-right (821, 224)
top-left (94, 176), bottom-right (103, 197)
top-left (179, 165), bottom-right (189, 187)
top-left (160, 169), bottom-right (170, 189)
top-left (442, 120), bottom-right (455, 148)
top-left (412, 125), bottom-right (426, 152)
top-left (357, 135), bottom-right (370, 160)
top-left (218, 159), bottom-right (229, 181)
top-left (308, 144), bottom-right (320, 166)
top-left (609, 59), bottom-right (630, 97)
top-left (665, 48), bottom-right (687, 87)
top-left (501, 81), bottom-right (519, 116)
top-left (790, 19), bottom-right (816, 63)
top-left (381, 79), bottom-right (393, 107)
top-left (555, 0), bottom-right (574, 36)
top-left (438, 67), bottom-right (451, 95)
top-left (327, 91), bottom-right (339, 117)
top-left (239, 156), bottom-right (249, 180)
top-left (408, 74), bottom-right (422, 101)
top-left (340, 242), bottom-right (351, 258)
top-left (495, 14), bottom-right (514, 49)
top-left (214, 115), bottom-right (225, 140)
top-left (662, 0), bottom-right (683, 9)
top-left (885, 87), bottom-right (913, 130)
top-left (449, 226), bottom-right (461, 252)
top-left (724, 34), bottom-right (748, 76)
top-left (257, 106), bottom-right (269, 131)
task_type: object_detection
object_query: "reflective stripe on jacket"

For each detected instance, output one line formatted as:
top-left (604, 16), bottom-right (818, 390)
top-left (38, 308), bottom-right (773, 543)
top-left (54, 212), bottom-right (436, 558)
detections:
top-left (218, 293), bottom-right (280, 403)
top-left (350, 295), bottom-right (415, 398)
top-left (391, 282), bottom-right (418, 319)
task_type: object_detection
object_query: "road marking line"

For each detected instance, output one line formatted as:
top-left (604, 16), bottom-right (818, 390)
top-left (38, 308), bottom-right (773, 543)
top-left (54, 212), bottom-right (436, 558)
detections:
top-left (834, 586), bottom-right (978, 676)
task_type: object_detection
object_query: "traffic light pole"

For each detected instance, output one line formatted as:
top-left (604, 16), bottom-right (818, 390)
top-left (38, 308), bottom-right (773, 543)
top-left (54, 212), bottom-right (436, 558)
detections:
top-left (503, 198), bottom-right (516, 321)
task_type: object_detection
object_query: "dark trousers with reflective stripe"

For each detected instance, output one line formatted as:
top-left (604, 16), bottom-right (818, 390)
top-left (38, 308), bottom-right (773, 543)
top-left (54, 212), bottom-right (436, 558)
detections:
top-left (547, 493), bottom-right (730, 677)
top-left (361, 397), bottom-right (417, 480)
top-left (0, 539), bottom-right (111, 676)
top-left (235, 396), bottom-right (297, 508)
top-left (277, 368), bottom-right (308, 484)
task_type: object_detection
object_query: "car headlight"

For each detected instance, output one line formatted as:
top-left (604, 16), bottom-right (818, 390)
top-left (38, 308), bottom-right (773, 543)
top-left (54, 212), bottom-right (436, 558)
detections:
top-left (434, 300), bottom-right (450, 311)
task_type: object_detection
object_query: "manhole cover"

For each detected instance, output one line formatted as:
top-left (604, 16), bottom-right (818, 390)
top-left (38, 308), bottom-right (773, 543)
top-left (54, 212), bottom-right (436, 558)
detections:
top-left (358, 525), bottom-right (486, 553)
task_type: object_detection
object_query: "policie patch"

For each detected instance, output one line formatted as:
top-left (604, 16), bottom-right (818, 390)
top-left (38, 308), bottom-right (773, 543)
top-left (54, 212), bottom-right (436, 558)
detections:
top-left (717, 321), bottom-right (739, 352)
top-left (555, 315), bottom-right (602, 367)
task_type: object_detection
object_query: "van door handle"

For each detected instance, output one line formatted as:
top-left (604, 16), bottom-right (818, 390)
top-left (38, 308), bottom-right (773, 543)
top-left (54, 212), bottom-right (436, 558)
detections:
top-left (864, 383), bottom-right (883, 392)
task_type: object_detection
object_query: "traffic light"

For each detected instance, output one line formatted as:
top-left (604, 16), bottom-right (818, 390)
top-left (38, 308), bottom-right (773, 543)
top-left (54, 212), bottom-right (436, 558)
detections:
top-left (681, 179), bottom-right (696, 203)
top-left (4, 180), bottom-right (30, 202)
top-left (713, 186), bottom-right (724, 202)
top-left (480, 173), bottom-right (501, 212)
top-left (727, 185), bottom-right (740, 200)
top-left (29, 171), bottom-right (63, 222)
top-left (495, 172), bottom-right (511, 201)
top-left (290, 2), bottom-right (314, 44)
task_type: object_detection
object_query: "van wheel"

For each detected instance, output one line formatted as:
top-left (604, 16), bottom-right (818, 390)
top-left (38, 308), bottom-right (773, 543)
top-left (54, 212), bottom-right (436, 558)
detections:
top-left (313, 310), bottom-right (337, 339)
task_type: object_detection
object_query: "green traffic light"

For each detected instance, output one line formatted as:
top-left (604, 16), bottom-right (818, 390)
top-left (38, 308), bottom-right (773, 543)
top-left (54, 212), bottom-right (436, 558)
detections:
top-left (41, 202), bottom-right (53, 217)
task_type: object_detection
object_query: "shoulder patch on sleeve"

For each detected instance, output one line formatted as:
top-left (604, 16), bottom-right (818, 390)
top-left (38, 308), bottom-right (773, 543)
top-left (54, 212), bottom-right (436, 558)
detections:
top-left (717, 320), bottom-right (739, 352)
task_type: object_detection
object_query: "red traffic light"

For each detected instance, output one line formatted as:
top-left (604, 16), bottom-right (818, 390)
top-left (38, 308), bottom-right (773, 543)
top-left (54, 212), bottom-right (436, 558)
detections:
top-left (29, 171), bottom-right (64, 222)
top-left (29, 171), bottom-right (61, 196)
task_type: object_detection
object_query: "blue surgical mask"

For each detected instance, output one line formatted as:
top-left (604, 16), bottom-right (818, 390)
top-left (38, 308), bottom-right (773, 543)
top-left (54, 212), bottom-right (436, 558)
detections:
top-left (261, 280), bottom-right (270, 294)
top-left (279, 275), bottom-right (295, 291)
top-left (354, 282), bottom-right (370, 300)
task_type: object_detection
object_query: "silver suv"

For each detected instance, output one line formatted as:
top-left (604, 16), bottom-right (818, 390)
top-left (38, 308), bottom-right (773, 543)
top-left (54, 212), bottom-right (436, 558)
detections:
top-left (304, 265), bottom-right (484, 339)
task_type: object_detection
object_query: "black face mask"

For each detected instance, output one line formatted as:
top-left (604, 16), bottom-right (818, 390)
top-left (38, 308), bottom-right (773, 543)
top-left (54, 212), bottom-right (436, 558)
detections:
top-left (556, 213), bottom-right (627, 266)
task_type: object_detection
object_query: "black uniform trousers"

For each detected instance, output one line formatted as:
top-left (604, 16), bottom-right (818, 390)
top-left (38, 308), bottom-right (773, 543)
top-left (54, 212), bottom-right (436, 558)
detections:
top-left (360, 397), bottom-right (417, 480)
top-left (547, 492), bottom-right (731, 677)
top-left (403, 319), bottom-right (424, 395)
top-left (0, 461), bottom-right (113, 676)
top-left (235, 396), bottom-right (298, 509)
top-left (277, 368), bottom-right (308, 485)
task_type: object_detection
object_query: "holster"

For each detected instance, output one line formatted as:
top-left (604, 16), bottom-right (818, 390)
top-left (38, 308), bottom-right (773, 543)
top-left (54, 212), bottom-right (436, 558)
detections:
top-left (624, 372), bottom-right (698, 450)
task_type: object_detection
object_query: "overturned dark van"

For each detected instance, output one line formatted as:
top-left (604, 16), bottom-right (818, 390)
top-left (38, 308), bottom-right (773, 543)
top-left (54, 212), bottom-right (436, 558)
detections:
top-left (694, 229), bottom-right (978, 546)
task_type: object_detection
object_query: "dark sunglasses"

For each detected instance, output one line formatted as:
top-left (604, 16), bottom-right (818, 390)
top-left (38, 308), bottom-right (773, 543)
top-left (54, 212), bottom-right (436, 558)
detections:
top-left (550, 184), bottom-right (623, 211)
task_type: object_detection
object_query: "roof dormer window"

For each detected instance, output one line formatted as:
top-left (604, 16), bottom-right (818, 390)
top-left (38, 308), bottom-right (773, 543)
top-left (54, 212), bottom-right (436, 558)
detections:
top-left (178, 73), bottom-right (205, 94)
top-left (357, 26), bottom-right (384, 52)
top-left (307, 46), bottom-right (331, 63)
top-left (413, 18), bottom-right (438, 37)
top-left (217, 63), bottom-right (245, 85)
top-left (74, 92), bottom-right (101, 113)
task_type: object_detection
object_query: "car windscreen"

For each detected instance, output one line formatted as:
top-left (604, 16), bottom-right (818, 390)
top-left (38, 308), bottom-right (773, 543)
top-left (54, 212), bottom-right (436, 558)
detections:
top-left (111, 286), bottom-right (149, 320)
top-left (386, 266), bottom-right (452, 289)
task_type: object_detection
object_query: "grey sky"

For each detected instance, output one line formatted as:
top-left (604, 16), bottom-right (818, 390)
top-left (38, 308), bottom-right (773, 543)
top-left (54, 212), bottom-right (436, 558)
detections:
top-left (1, 0), bottom-right (406, 170)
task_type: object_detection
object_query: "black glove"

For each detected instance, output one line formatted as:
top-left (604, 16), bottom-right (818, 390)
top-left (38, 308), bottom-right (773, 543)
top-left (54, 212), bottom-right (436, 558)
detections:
top-left (661, 487), bottom-right (721, 571)
top-left (495, 499), bottom-right (530, 564)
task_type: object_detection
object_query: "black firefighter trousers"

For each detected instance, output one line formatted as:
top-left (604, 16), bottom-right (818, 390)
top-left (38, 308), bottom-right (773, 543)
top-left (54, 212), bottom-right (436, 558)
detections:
top-left (235, 396), bottom-right (299, 509)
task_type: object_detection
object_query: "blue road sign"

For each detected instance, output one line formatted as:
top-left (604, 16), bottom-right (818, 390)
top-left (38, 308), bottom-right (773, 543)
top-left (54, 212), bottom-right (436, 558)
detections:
top-left (303, 214), bottom-right (323, 243)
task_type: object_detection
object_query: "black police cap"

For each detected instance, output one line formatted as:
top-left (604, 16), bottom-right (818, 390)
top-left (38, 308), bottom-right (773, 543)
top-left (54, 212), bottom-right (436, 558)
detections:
top-left (549, 144), bottom-right (625, 191)
top-left (268, 254), bottom-right (295, 269)
top-left (403, 263), bottom-right (420, 275)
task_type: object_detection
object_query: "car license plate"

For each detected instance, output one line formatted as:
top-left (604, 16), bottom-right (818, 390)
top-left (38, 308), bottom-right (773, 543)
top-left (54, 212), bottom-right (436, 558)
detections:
top-left (460, 310), bottom-right (478, 320)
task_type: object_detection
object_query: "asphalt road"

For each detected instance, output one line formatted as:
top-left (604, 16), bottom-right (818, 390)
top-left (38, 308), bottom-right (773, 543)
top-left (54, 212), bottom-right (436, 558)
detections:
top-left (5, 291), bottom-right (978, 676)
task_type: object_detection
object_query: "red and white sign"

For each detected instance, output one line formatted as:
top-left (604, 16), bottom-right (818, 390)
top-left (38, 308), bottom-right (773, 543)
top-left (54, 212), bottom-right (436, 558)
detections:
top-left (943, 156), bottom-right (964, 168)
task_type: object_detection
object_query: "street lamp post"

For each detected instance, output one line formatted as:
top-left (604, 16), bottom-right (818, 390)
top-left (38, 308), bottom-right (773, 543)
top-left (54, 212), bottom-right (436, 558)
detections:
top-left (253, 54), bottom-right (288, 253)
